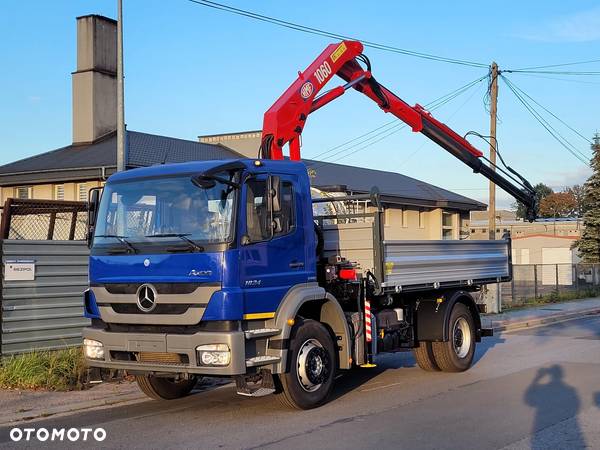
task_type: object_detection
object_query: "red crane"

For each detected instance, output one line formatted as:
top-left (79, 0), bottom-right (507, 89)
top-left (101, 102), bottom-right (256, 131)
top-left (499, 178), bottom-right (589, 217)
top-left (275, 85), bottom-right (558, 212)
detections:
top-left (260, 40), bottom-right (537, 221)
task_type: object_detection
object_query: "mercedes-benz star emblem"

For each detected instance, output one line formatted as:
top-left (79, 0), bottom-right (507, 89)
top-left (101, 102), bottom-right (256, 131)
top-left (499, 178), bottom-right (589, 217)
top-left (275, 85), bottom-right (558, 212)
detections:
top-left (136, 284), bottom-right (158, 313)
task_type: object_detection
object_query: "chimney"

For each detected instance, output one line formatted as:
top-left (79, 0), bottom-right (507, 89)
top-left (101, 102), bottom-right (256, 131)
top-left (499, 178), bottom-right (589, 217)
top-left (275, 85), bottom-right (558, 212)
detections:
top-left (72, 15), bottom-right (117, 144)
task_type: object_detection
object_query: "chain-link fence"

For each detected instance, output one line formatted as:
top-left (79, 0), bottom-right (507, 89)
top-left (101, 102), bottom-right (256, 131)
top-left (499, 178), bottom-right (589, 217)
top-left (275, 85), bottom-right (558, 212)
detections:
top-left (0, 198), bottom-right (87, 240)
top-left (502, 263), bottom-right (600, 308)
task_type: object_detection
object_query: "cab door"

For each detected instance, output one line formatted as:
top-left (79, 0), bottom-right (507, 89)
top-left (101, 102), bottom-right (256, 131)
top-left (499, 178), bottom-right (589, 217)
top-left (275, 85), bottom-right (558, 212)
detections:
top-left (239, 173), bottom-right (308, 317)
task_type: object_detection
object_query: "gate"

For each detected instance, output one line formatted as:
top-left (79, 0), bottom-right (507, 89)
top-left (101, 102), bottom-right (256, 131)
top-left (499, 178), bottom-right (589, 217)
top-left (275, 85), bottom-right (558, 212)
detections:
top-left (1, 240), bottom-right (90, 356)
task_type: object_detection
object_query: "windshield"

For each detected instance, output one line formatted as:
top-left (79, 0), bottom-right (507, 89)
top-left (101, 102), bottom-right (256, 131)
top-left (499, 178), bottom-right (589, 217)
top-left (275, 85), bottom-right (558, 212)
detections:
top-left (93, 173), bottom-right (236, 249)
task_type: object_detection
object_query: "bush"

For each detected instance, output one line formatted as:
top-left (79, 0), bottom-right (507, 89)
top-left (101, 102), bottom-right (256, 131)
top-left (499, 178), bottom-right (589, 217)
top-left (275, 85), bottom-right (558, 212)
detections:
top-left (0, 347), bottom-right (86, 391)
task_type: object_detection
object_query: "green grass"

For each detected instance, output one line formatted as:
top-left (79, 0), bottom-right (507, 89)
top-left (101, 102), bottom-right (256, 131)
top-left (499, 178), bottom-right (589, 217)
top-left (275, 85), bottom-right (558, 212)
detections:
top-left (0, 347), bottom-right (86, 391)
top-left (504, 287), bottom-right (600, 311)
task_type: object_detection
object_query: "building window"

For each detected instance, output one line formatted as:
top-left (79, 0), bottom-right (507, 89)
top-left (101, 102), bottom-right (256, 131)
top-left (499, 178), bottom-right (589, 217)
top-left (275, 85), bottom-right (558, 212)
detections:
top-left (54, 184), bottom-right (65, 200)
top-left (418, 209), bottom-right (425, 229)
top-left (442, 211), bottom-right (455, 240)
top-left (15, 186), bottom-right (30, 199)
top-left (470, 229), bottom-right (476, 234)
top-left (78, 183), bottom-right (87, 202)
top-left (402, 208), bottom-right (409, 228)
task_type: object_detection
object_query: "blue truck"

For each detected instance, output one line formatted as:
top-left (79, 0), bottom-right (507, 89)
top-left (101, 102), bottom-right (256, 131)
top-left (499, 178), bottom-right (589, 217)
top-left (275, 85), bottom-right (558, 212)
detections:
top-left (82, 40), bottom-right (536, 409)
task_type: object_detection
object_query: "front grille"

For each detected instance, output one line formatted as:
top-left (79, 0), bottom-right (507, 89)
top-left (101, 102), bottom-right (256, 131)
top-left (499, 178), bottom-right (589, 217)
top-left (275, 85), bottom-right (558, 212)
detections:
top-left (110, 351), bottom-right (189, 366)
top-left (137, 352), bottom-right (188, 365)
top-left (99, 283), bottom-right (218, 295)
top-left (104, 320), bottom-right (240, 334)
top-left (108, 303), bottom-right (201, 315)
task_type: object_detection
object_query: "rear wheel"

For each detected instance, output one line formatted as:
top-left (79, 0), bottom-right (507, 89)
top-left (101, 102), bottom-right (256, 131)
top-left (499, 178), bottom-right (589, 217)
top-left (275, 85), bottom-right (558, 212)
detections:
top-left (432, 303), bottom-right (476, 372)
top-left (275, 319), bottom-right (336, 409)
top-left (413, 341), bottom-right (440, 371)
top-left (136, 375), bottom-right (198, 400)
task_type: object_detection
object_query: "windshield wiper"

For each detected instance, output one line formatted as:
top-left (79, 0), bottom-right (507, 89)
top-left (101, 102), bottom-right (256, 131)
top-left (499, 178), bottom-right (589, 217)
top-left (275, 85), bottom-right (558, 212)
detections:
top-left (95, 234), bottom-right (138, 254)
top-left (145, 233), bottom-right (205, 252)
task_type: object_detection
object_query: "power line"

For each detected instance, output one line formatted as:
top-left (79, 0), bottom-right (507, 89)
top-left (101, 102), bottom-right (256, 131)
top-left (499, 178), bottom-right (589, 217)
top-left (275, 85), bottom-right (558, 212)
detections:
top-left (307, 74), bottom-right (486, 163)
top-left (396, 79), bottom-right (484, 167)
top-left (308, 74), bottom-right (486, 167)
top-left (506, 69), bottom-right (600, 76)
top-left (513, 58), bottom-right (600, 71)
top-left (509, 72), bottom-right (600, 86)
top-left (501, 75), bottom-right (590, 166)
top-left (502, 78), bottom-right (592, 145)
top-left (185, 0), bottom-right (488, 68)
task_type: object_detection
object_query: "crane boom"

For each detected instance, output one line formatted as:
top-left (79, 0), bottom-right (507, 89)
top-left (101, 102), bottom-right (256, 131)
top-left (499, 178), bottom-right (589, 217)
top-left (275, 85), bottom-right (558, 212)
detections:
top-left (261, 40), bottom-right (537, 221)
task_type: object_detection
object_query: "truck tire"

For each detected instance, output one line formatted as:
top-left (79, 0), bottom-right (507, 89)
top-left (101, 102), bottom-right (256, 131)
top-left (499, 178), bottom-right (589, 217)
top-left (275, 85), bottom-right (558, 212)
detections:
top-left (413, 342), bottom-right (440, 371)
top-left (275, 319), bottom-right (336, 409)
top-left (432, 303), bottom-right (476, 372)
top-left (135, 375), bottom-right (197, 400)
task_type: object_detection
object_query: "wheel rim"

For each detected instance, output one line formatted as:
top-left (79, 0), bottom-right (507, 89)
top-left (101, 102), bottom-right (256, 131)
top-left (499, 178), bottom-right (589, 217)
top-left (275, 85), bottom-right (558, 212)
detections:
top-left (296, 338), bottom-right (330, 392)
top-left (452, 317), bottom-right (472, 359)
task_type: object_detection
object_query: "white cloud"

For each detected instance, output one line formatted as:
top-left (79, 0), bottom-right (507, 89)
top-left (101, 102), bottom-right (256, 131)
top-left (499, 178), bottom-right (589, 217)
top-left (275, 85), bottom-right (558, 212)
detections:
top-left (545, 165), bottom-right (592, 189)
top-left (516, 6), bottom-right (600, 42)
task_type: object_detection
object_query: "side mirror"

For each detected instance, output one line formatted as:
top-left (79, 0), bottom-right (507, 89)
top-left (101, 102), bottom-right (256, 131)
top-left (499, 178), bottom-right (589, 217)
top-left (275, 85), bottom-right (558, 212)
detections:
top-left (87, 187), bottom-right (102, 247)
top-left (271, 176), bottom-right (281, 213)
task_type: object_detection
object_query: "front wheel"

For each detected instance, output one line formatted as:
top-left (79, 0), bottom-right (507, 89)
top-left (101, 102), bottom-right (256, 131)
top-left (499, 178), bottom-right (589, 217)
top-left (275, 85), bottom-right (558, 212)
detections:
top-left (136, 375), bottom-right (198, 400)
top-left (275, 319), bottom-right (337, 409)
top-left (432, 303), bottom-right (476, 372)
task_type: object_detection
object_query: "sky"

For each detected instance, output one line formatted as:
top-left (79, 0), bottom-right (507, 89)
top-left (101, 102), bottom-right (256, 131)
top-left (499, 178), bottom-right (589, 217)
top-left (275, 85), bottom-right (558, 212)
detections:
top-left (1, 0), bottom-right (599, 208)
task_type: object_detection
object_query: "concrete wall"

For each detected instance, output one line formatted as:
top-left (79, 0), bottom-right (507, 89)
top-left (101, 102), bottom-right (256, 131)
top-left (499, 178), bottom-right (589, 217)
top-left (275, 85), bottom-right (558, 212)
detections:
top-left (511, 235), bottom-right (579, 265)
top-left (381, 207), bottom-right (462, 240)
top-left (470, 219), bottom-right (582, 240)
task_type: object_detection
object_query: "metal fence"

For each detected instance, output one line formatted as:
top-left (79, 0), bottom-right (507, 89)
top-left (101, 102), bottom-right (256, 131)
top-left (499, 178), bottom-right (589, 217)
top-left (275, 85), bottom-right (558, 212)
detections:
top-left (1, 240), bottom-right (90, 356)
top-left (502, 263), bottom-right (600, 308)
top-left (1, 198), bottom-right (87, 241)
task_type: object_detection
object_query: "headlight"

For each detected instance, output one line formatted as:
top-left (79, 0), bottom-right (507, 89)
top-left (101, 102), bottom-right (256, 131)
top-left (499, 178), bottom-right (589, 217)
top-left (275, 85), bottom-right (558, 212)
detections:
top-left (83, 339), bottom-right (105, 360)
top-left (196, 344), bottom-right (230, 366)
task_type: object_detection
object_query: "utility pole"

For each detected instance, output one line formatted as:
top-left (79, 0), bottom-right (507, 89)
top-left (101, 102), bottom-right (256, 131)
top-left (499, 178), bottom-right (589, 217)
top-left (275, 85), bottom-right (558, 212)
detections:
top-left (116, 0), bottom-right (126, 172)
top-left (488, 62), bottom-right (499, 240)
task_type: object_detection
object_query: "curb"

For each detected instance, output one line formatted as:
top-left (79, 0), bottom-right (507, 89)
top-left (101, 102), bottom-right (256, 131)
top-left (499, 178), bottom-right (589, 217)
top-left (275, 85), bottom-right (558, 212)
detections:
top-left (489, 307), bottom-right (600, 333)
top-left (1, 393), bottom-right (146, 427)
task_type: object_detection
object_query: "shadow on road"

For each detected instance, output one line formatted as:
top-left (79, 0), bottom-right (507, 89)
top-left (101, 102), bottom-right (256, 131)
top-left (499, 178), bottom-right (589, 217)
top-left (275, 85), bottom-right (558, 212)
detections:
top-left (524, 365), bottom-right (585, 449)
top-left (473, 331), bottom-right (506, 366)
top-left (328, 351), bottom-right (416, 402)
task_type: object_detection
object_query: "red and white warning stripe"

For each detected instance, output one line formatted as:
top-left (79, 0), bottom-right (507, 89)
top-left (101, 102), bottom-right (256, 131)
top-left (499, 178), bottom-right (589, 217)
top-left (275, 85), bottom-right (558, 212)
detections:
top-left (365, 299), bottom-right (372, 343)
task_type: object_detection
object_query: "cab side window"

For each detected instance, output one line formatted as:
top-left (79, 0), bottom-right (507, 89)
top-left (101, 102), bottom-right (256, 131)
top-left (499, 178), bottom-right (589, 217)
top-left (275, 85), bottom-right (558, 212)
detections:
top-left (273, 182), bottom-right (294, 237)
top-left (246, 179), bottom-right (272, 242)
top-left (245, 178), bottom-right (295, 243)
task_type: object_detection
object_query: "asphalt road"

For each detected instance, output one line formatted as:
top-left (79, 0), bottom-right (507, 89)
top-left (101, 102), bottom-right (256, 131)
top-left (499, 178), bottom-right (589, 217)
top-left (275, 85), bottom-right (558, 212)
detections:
top-left (2, 313), bottom-right (600, 449)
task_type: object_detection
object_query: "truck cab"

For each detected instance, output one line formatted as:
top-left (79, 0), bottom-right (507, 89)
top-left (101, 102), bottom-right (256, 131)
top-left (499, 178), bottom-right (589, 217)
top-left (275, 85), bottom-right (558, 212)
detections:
top-left (84, 159), bottom-right (336, 405)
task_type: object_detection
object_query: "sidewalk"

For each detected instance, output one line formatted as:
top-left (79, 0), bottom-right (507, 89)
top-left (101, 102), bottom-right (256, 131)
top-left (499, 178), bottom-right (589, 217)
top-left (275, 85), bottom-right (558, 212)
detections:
top-left (0, 379), bottom-right (144, 426)
top-left (2, 298), bottom-right (600, 426)
top-left (481, 297), bottom-right (600, 332)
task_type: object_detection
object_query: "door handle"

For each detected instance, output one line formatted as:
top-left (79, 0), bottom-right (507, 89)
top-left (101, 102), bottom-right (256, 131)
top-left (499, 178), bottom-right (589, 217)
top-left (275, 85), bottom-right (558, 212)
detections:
top-left (289, 261), bottom-right (305, 269)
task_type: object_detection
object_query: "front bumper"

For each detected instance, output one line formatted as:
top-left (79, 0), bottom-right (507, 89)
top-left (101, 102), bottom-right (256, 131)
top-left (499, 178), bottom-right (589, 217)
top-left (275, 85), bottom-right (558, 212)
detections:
top-left (82, 327), bottom-right (247, 376)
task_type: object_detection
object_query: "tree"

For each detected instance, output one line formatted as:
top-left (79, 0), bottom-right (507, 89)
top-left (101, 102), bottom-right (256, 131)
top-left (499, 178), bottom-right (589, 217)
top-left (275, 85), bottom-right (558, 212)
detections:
top-left (513, 183), bottom-right (553, 219)
top-left (565, 184), bottom-right (587, 217)
top-left (574, 134), bottom-right (600, 262)
top-left (538, 191), bottom-right (577, 218)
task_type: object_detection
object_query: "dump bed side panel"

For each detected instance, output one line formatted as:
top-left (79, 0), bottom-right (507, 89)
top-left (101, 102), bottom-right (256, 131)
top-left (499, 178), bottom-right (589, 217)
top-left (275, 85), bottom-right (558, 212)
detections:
top-left (382, 240), bottom-right (510, 289)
